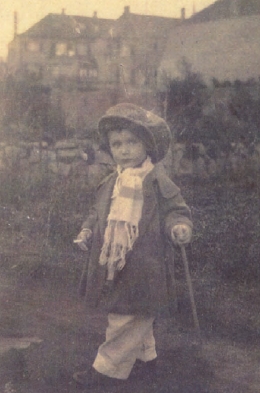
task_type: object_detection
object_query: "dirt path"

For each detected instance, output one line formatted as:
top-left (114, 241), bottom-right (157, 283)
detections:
top-left (1, 271), bottom-right (260, 393)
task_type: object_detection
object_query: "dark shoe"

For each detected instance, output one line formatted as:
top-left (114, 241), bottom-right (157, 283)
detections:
top-left (73, 367), bottom-right (124, 388)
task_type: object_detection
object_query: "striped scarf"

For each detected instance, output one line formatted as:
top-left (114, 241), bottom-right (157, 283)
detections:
top-left (99, 156), bottom-right (154, 281)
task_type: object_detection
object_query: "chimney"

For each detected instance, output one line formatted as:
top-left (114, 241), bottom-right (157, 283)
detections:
top-left (124, 6), bottom-right (130, 15)
top-left (181, 8), bottom-right (186, 21)
top-left (93, 11), bottom-right (97, 18)
top-left (62, 8), bottom-right (65, 15)
top-left (192, 2), bottom-right (196, 15)
top-left (14, 11), bottom-right (18, 37)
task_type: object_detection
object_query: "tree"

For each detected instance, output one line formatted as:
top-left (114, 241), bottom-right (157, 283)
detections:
top-left (2, 73), bottom-right (66, 142)
top-left (165, 59), bottom-right (206, 141)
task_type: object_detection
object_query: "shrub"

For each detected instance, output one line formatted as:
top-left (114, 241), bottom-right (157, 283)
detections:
top-left (1, 74), bottom-right (66, 143)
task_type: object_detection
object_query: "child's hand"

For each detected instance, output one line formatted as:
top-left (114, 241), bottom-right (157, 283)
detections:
top-left (171, 224), bottom-right (192, 246)
top-left (73, 229), bottom-right (92, 251)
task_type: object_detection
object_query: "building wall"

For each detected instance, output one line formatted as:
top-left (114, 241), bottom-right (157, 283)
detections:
top-left (159, 14), bottom-right (260, 85)
top-left (8, 34), bottom-right (101, 87)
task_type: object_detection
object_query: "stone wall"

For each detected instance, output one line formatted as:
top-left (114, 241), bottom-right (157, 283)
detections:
top-left (0, 139), bottom-right (114, 191)
top-left (0, 138), bottom-right (259, 183)
top-left (171, 141), bottom-right (260, 180)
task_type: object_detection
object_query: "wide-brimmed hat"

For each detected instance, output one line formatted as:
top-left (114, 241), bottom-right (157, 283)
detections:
top-left (98, 103), bottom-right (171, 163)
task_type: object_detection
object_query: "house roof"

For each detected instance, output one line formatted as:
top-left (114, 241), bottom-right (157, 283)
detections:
top-left (18, 13), bottom-right (114, 40)
top-left (189, 0), bottom-right (260, 24)
top-left (111, 12), bottom-right (180, 39)
top-left (111, 12), bottom-right (181, 71)
top-left (159, 14), bottom-right (260, 85)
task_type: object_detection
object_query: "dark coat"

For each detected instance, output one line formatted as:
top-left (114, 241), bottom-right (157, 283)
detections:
top-left (81, 165), bottom-right (192, 317)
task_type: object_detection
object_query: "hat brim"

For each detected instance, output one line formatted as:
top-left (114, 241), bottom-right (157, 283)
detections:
top-left (98, 103), bottom-right (172, 163)
top-left (98, 115), bottom-right (158, 162)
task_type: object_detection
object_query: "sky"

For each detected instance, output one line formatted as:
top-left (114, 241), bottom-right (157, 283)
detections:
top-left (0, 0), bottom-right (216, 60)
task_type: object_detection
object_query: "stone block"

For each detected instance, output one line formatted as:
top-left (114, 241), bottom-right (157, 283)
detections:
top-left (56, 149), bottom-right (80, 159)
top-left (27, 141), bottom-right (48, 149)
top-left (54, 139), bottom-right (78, 149)
top-left (4, 146), bottom-right (28, 161)
top-left (48, 162), bottom-right (71, 177)
top-left (193, 157), bottom-right (209, 178)
top-left (29, 149), bottom-right (56, 164)
top-left (179, 158), bottom-right (193, 176)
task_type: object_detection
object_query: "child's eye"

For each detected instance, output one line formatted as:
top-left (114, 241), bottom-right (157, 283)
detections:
top-left (110, 142), bottom-right (121, 148)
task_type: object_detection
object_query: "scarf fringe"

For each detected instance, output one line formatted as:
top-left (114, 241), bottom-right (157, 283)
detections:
top-left (99, 221), bottom-right (138, 266)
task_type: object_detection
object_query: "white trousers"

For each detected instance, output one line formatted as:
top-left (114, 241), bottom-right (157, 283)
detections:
top-left (93, 313), bottom-right (157, 379)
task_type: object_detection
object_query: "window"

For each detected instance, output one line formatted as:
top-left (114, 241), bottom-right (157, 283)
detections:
top-left (89, 69), bottom-right (98, 78)
top-left (49, 43), bottom-right (55, 58)
top-left (130, 68), bottom-right (136, 85)
top-left (121, 44), bottom-right (130, 57)
top-left (79, 68), bottom-right (88, 79)
top-left (51, 66), bottom-right (60, 77)
top-left (79, 65), bottom-right (98, 81)
top-left (67, 43), bottom-right (75, 57)
top-left (56, 43), bottom-right (67, 56)
top-left (27, 40), bottom-right (40, 52)
top-left (77, 43), bottom-right (88, 56)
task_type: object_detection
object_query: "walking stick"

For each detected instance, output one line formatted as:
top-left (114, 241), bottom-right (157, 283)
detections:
top-left (74, 241), bottom-right (90, 297)
top-left (180, 245), bottom-right (200, 334)
top-left (78, 253), bottom-right (89, 297)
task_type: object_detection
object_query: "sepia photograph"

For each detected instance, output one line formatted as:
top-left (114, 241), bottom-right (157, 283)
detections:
top-left (0, 0), bottom-right (260, 392)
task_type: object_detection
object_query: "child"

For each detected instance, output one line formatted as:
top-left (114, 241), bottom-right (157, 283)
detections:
top-left (73, 103), bottom-right (193, 388)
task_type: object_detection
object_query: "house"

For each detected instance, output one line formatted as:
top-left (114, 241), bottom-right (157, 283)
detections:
top-left (0, 59), bottom-right (6, 81)
top-left (7, 7), bottom-right (182, 92)
top-left (158, 0), bottom-right (260, 86)
top-left (189, 0), bottom-right (260, 23)
top-left (6, 7), bottom-right (184, 130)
top-left (107, 6), bottom-right (181, 92)
top-left (7, 11), bottom-right (115, 88)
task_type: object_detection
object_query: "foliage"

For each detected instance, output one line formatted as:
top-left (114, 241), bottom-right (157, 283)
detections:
top-left (0, 161), bottom-right (95, 276)
top-left (167, 60), bottom-right (206, 108)
top-left (164, 67), bottom-right (260, 154)
top-left (165, 60), bottom-right (207, 142)
top-left (1, 74), bottom-right (66, 142)
top-left (0, 162), bottom-right (51, 208)
top-left (228, 82), bottom-right (260, 146)
top-left (179, 178), bottom-right (260, 284)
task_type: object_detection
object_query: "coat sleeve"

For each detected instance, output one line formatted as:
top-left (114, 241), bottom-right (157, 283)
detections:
top-left (80, 171), bottom-right (116, 232)
top-left (81, 206), bottom-right (98, 231)
top-left (163, 192), bottom-right (193, 239)
top-left (155, 167), bottom-right (193, 239)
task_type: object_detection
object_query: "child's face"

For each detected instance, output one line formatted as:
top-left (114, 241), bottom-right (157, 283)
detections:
top-left (108, 129), bottom-right (147, 169)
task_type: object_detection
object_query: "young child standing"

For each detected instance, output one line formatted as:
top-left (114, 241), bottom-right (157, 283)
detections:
top-left (73, 103), bottom-right (193, 388)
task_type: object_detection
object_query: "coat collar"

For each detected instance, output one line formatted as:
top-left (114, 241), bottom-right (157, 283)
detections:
top-left (95, 169), bottom-right (158, 239)
top-left (95, 165), bottom-right (180, 237)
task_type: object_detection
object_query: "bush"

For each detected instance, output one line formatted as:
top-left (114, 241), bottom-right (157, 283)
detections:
top-left (1, 74), bottom-right (67, 143)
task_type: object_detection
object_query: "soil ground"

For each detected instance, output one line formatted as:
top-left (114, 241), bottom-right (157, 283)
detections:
top-left (1, 179), bottom-right (260, 393)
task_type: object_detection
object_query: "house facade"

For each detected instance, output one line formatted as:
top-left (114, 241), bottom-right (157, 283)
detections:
top-left (7, 1), bottom-right (260, 91)
top-left (7, 7), bottom-right (181, 92)
top-left (7, 12), bottom-right (114, 89)
top-left (6, 7), bottom-right (184, 130)
top-left (7, 0), bottom-right (260, 132)
top-left (158, 0), bottom-right (260, 87)
top-left (107, 6), bottom-right (181, 92)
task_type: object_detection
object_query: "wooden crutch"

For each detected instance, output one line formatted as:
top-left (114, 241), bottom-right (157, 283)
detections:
top-left (180, 245), bottom-right (200, 333)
